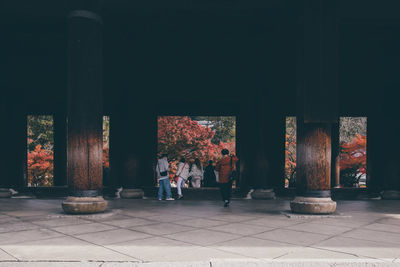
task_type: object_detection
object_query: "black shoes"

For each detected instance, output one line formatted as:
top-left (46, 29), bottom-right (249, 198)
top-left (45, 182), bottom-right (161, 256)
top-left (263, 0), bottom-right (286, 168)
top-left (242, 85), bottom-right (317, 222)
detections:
top-left (224, 200), bottom-right (230, 207)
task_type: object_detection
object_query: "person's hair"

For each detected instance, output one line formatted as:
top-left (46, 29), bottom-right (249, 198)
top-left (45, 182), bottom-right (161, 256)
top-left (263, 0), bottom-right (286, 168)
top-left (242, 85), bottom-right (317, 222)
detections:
top-left (221, 149), bottom-right (229, 155)
top-left (194, 158), bottom-right (201, 169)
top-left (161, 153), bottom-right (168, 158)
top-left (180, 157), bottom-right (186, 163)
top-left (208, 160), bottom-right (213, 165)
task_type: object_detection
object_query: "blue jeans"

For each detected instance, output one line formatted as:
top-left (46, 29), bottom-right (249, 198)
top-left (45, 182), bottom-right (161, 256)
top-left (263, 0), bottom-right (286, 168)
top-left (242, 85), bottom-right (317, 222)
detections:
top-left (158, 178), bottom-right (172, 199)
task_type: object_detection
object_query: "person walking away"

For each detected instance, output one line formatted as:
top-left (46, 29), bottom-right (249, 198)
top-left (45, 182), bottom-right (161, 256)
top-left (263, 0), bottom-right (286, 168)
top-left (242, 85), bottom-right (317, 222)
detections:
top-left (176, 157), bottom-right (190, 199)
top-left (156, 153), bottom-right (174, 200)
top-left (216, 149), bottom-right (238, 207)
top-left (203, 160), bottom-right (217, 187)
top-left (189, 158), bottom-right (203, 188)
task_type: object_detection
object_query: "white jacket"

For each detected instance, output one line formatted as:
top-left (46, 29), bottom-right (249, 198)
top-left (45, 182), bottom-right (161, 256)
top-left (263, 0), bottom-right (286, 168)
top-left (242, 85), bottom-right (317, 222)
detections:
top-left (156, 157), bottom-right (169, 180)
top-left (176, 162), bottom-right (190, 180)
top-left (189, 164), bottom-right (203, 180)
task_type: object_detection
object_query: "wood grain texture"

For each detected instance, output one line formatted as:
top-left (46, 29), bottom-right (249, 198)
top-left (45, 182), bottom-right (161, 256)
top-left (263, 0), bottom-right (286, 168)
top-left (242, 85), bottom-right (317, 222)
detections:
top-left (67, 11), bottom-right (103, 191)
top-left (296, 122), bottom-right (331, 192)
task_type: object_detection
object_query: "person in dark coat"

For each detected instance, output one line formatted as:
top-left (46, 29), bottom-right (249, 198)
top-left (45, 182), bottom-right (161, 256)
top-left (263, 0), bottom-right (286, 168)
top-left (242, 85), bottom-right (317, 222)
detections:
top-left (203, 160), bottom-right (217, 187)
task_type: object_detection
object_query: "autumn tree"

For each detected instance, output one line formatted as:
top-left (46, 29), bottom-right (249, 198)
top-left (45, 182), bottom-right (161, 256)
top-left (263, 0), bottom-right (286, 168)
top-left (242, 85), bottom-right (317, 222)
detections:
top-left (340, 134), bottom-right (366, 187)
top-left (285, 116), bottom-right (296, 187)
top-left (27, 144), bottom-right (54, 186)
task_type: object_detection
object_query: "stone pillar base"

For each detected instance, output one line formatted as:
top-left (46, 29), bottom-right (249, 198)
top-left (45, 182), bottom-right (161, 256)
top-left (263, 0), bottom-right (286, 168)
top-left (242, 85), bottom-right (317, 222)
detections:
top-left (290, 197), bottom-right (336, 214)
top-left (0, 188), bottom-right (11, 198)
top-left (251, 189), bottom-right (275, 199)
top-left (381, 190), bottom-right (400, 200)
top-left (120, 188), bottom-right (144, 199)
top-left (62, 196), bottom-right (107, 214)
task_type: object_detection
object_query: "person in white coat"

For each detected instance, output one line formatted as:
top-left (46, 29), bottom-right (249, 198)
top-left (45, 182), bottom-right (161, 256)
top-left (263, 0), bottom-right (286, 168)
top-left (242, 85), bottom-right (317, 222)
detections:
top-left (189, 158), bottom-right (203, 188)
top-left (176, 157), bottom-right (190, 199)
top-left (156, 154), bottom-right (174, 200)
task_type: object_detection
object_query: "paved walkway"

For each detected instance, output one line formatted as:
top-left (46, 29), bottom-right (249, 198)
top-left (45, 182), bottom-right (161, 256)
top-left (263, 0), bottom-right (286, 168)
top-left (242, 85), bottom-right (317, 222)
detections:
top-left (0, 198), bottom-right (400, 266)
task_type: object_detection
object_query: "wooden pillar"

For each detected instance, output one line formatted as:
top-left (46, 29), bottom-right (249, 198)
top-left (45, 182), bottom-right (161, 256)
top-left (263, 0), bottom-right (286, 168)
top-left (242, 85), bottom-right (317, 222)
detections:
top-left (251, 90), bottom-right (285, 199)
top-left (331, 122), bottom-right (340, 188)
top-left (236, 96), bottom-right (253, 192)
top-left (366, 112), bottom-right (382, 194)
top-left (0, 98), bottom-right (12, 197)
top-left (111, 101), bottom-right (156, 198)
top-left (380, 89), bottom-right (400, 199)
top-left (54, 112), bottom-right (67, 186)
top-left (2, 100), bottom-right (27, 192)
top-left (290, 0), bottom-right (338, 214)
top-left (61, 6), bottom-right (107, 214)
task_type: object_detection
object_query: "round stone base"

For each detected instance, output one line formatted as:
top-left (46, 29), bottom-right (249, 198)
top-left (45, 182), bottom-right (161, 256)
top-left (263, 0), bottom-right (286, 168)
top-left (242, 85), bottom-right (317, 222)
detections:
top-left (120, 188), bottom-right (144, 199)
top-left (290, 197), bottom-right (336, 214)
top-left (0, 188), bottom-right (11, 198)
top-left (381, 190), bottom-right (400, 200)
top-left (251, 189), bottom-right (276, 199)
top-left (62, 196), bottom-right (108, 214)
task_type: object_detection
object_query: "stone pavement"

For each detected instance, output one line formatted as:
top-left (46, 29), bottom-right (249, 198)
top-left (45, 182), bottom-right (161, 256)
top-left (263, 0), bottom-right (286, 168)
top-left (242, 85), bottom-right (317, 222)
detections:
top-left (0, 198), bottom-right (400, 266)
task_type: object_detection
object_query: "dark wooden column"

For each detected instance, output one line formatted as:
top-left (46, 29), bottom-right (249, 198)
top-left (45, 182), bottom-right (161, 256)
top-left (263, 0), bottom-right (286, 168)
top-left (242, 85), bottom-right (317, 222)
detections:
top-left (331, 122), bottom-right (340, 188)
top-left (251, 90), bottom-right (285, 199)
top-left (62, 7), bottom-right (107, 214)
top-left (2, 100), bottom-right (27, 192)
top-left (366, 111), bottom-right (382, 194)
top-left (0, 98), bottom-right (12, 197)
top-left (53, 112), bottom-right (67, 186)
top-left (111, 100), bottom-right (157, 198)
top-left (379, 90), bottom-right (400, 199)
top-left (290, 0), bottom-right (338, 214)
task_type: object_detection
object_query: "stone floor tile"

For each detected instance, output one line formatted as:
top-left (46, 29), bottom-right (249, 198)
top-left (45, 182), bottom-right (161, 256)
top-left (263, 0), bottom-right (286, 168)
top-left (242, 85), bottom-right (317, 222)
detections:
top-left (174, 218), bottom-right (229, 228)
top-left (106, 236), bottom-right (197, 261)
top-left (285, 222), bottom-right (352, 235)
top-left (274, 246), bottom-right (359, 260)
top-left (341, 228), bottom-right (400, 245)
top-left (164, 229), bottom-right (240, 246)
top-left (253, 228), bottom-right (331, 246)
top-left (0, 247), bottom-right (16, 260)
top-left (208, 223), bottom-right (274, 236)
top-left (0, 222), bottom-right (40, 233)
top-left (75, 229), bottom-right (152, 245)
top-left (130, 222), bottom-right (196, 235)
top-left (122, 210), bottom-right (160, 218)
top-left (170, 246), bottom-right (248, 261)
top-left (3, 210), bottom-right (50, 218)
top-left (0, 228), bottom-right (64, 245)
top-left (31, 217), bottom-right (91, 228)
top-left (375, 217), bottom-right (400, 226)
top-left (51, 222), bottom-right (117, 235)
top-left (362, 222), bottom-right (400, 234)
top-left (208, 214), bottom-right (258, 223)
top-left (86, 214), bottom-right (134, 222)
top-left (0, 236), bottom-right (137, 261)
top-left (102, 218), bottom-right (158, 228)
top-left (144, 214), bottom-right (194, 223)
top-left (309, 217), bottom-right (371, 228)
top-left (212, 236), bottom-right (296, 259)
top-left (313, 236), bottom-right (400, 259)
top-left (244, 217), bottom-right (308, 228)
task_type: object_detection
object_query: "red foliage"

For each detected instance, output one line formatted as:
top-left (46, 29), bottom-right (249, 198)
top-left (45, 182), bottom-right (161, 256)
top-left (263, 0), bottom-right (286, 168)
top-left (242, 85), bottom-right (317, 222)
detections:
top-left (158, 116), bottom-right (235, 177)
top-left (285, 133), bottom-right (296, 182)
top-left (340, 134), bottom-right (367, 173)
top-left (27, 144), bottom-right (54, 186)
top-left (103, 146), bottom-right (110, 168)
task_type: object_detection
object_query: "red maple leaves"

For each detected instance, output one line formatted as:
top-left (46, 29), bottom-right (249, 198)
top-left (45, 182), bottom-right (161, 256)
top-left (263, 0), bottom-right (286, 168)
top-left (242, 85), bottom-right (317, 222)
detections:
top-left (158, 116), bottom-right (235, 163)
top-left (27, 144), bottom-right (54, 186)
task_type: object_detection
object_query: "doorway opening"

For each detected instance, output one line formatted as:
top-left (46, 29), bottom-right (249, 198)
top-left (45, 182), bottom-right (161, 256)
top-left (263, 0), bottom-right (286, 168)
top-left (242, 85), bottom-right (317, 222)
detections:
top-left (27, 115), bottom-right (54, 187)
top-left (285, 116), bottom-right (296, 188)
top-left (157, 116), bottom-right (236, 188)
top-left (339, 117), bottom-right (367, 188)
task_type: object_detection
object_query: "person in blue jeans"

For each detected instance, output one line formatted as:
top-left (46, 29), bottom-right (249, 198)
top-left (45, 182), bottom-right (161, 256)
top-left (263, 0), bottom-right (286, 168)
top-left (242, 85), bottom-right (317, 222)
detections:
top-left (156, 153), bottom-right (174, 201)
